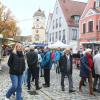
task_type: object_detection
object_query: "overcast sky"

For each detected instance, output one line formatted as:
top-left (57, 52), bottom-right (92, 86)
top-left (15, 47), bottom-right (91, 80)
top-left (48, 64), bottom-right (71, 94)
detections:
top-left (2, 0), bottom-right (88, 36)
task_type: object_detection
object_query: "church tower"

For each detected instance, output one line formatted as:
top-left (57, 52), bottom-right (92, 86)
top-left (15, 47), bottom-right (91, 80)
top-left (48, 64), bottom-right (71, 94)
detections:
top-left (32, 9), bottom-right (46, 43)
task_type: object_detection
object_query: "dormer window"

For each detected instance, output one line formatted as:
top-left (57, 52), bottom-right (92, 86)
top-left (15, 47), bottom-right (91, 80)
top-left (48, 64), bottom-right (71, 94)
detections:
top-left (74, 16), bottom-right (80, 23)
top-left (96, 0), bottom-right (100, 8)
top-left (71, 15), bottom-right (80, 25)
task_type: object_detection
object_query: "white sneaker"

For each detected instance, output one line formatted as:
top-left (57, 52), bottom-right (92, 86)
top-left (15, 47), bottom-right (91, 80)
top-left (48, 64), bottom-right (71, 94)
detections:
top-left (4, 97), bottom-right (9, 100)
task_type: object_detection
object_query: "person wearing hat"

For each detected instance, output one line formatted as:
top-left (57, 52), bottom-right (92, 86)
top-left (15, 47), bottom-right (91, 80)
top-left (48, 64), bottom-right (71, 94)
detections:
top-left (79, 48), bottom-right (94, 95)
top-left (59, 48), bottom-right (75, 92)
top-left (26, 46), bottom-right (41, 90)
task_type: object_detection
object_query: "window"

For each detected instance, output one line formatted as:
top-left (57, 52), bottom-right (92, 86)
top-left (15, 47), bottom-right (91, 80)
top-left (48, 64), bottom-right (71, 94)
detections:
top-left (56, 19), bottom-right (58, 28)
top-left (37, 18), bottom-right (39, 21)
top-left (59, 31), bottom-right (61, 40)
top-left (59, 17), bottom-right (62, 27)
top-left (74, 16), bottom-right (80, 25)
top-left (72, 29), bottom-right (77, 40)
top-left (52, 20), bottom-right (55, 29)
top-left (96, 0), bottom-right (100, 8)
top-left (83, 23), bottom-right (86, 33)
top-left (56, 7), bottom-right (58, 14)
top-left (52, 33), bottom-right (54, 42)
top-left (55, 32), bottom-right (58, 40)
top-left (62, 30), bottom-right (65, 40)
top-left (88, 21), bottom-right (93, 32)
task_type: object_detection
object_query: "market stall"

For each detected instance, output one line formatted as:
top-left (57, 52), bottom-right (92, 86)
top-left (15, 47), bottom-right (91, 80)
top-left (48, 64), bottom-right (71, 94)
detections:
top-left (48, 41), bottom-right (70, 49)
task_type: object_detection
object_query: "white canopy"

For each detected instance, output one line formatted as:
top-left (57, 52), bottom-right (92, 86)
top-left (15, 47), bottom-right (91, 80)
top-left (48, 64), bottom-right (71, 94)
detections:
top-left (48, 41), bottom-right (70, 49)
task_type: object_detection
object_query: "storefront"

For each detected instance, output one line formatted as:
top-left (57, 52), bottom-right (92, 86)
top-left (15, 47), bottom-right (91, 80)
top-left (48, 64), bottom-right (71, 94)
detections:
top-left (81, 41), bottom-right (100, 51)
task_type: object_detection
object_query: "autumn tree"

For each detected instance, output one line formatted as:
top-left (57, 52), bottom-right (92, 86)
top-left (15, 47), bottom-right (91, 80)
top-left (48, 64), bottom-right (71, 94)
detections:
top-left (0, 2), bottom-right (19, 38)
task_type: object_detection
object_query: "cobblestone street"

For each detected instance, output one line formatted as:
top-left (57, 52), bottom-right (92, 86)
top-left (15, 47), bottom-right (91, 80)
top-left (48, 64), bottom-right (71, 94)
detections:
top-left (0, 60), bottom-right (100, 100)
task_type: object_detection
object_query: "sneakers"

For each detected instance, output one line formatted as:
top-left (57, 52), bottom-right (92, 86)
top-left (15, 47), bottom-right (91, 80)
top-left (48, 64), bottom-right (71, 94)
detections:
top-left (4, 97), bottom-right (9, 100)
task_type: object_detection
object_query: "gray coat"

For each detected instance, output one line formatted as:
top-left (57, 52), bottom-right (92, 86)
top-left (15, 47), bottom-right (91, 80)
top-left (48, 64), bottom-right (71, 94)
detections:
top-left (93, 53), bottom-right (100, 75)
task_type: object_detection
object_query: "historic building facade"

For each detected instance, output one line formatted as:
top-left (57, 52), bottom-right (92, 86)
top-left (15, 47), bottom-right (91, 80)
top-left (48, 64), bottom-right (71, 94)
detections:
top-left (47, 0), bottom-right (86, 53)
top-left (46, 13), bottom-right (53, 43)
top-left (80, 0), bottom-right (100, 50)
top-left (32, 9), bottom-right (46, 43)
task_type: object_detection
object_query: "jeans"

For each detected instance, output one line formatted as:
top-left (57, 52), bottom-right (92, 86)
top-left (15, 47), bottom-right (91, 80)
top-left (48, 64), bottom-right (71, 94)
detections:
top-left (6, 74), bottom-right (23, 100)
top-left (22, 68), bottom-right (28, 85)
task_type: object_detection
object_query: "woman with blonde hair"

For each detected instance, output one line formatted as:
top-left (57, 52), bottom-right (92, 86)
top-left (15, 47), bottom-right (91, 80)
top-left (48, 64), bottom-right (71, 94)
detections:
top-left (5, 43), bottom-right (25, 100)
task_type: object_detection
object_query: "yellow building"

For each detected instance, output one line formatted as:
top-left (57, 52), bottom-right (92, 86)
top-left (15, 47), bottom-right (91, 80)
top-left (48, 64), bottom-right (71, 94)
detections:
top-left (32, 9), bottom-right (46, 43)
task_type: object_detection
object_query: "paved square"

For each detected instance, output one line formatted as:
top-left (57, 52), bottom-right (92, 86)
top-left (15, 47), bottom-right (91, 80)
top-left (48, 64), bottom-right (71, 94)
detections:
top-left (0, 60), bottom-right (100, 100)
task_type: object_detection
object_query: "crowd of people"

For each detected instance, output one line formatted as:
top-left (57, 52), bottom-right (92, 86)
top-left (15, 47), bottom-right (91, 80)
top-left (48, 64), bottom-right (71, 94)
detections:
top-left (4, 42), bottom-right (100, 100)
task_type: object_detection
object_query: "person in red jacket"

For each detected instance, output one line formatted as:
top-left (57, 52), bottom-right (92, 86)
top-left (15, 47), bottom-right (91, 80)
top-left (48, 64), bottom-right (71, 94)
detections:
top-left (86, 49), bottom-right (94, 95)
top-left (79, 49), bottom-right (94, 96)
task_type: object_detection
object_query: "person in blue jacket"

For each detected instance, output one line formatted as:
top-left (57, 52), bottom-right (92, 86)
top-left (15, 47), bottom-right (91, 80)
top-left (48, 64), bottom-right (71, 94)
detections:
top-left (41, 48), bottom-right (52, 87)
top-left (55, 48), bottom-right (62, 73)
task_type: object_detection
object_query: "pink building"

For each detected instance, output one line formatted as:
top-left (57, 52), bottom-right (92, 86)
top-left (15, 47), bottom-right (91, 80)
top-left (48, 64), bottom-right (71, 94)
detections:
top-left (80, 0), bottom-right (100, 50)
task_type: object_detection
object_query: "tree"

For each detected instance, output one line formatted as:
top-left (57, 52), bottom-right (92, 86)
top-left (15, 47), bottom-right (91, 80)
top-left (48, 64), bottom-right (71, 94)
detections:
top-left (0, 2), bottom-right (18, 38)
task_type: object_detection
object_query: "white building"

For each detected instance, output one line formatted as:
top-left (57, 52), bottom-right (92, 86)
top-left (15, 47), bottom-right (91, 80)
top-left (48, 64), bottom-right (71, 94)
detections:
top-left (47, 0), bottom-right (86, 52)
top-left (46, 13), bottom-right (53, 43)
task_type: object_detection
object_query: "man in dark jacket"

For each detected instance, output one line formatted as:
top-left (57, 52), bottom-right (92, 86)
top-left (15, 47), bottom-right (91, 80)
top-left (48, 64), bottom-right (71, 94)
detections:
top-left (59, 48), bottom-right (75, 93)
top-left (26, 46), bottom-right (41, 90)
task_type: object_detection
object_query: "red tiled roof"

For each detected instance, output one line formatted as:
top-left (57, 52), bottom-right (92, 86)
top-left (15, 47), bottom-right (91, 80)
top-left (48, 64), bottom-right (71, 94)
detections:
top-left (59, 0), bottom-right (86, 27)
top-left (81, 0), bottom-right (100, 19)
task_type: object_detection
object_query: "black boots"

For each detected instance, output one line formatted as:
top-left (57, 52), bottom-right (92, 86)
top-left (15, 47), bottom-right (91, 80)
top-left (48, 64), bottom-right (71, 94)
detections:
top-left (36, 86), bottom-right (42, 90)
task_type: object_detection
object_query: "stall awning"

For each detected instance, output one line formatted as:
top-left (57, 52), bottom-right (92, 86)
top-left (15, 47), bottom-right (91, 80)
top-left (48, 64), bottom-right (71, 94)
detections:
top-left (32, 43), bottom-right (48, 47)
